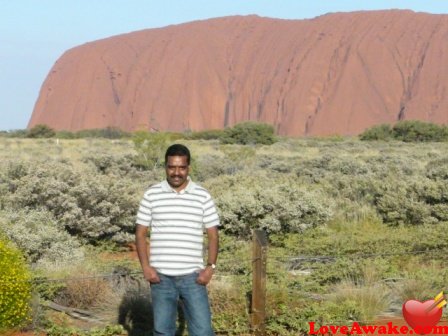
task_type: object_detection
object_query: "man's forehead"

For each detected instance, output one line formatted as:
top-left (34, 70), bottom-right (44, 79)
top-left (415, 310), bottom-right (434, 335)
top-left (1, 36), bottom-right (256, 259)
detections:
top-left (166, 155), bottom-right (188, 165)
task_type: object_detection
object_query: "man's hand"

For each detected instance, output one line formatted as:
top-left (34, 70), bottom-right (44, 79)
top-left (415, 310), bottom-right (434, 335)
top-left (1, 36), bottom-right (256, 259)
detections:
top-left (143, 266), bottom-right (160, 283)
top-left (196, 267), bottom-right (214, 285)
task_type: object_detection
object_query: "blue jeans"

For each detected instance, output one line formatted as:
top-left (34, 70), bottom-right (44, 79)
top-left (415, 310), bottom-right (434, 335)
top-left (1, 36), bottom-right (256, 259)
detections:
top-left (150, 272), bottom-right (214, 336)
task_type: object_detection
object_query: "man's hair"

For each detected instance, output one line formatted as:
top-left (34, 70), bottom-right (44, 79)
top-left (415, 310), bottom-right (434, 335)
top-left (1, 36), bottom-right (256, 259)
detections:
top-left (165, 144), bottom-right (191, 165)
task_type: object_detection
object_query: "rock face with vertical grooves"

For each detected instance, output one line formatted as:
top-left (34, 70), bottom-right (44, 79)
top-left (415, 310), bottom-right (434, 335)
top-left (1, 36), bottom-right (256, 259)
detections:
top-left (29, 10), bottom-right (448, 136)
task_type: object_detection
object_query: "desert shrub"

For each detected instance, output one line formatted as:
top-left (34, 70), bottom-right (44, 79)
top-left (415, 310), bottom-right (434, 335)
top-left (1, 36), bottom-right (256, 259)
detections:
top-left (221, 145), bottom-right (256, 164)
top-left (6, 160), bottom-right (139, 243)
top-left (431, 204), bottom-right (448, 221)
top-left (0, 209), bottom-right (84, 265)
top-left (327, 157), bottom-right (370, 175)
top-left (83, 153), bottom-right (138, 176)
top-left (376, 188), bottom-right (433, 225)
top-left (219, 145), bottom-right (257, 174)
top-left (294, 156), bottom-right (378, 203)
top-left (192, 154), bottom-right (239, 181)
top-left (426, 157), bottom-right (448, 180)
top-left (257, 155), bottom-right (300, 174)
top-left (372, 176), bottom-right (448, 225)
top-left (83, 152), bottom-right (162, 188)
top-left (63, 175), bottom-right (138, 242)
top-left (183, 129), bottom-right (225, 140)
top-left (2, 160), bottom-right (29, 180)
top-left (0, 160), bottom-right (29, 209)
top-left (392, 120), bottom-right (448, 142)
top-left (359, 124), bottom-right (393, 141)
top-left (8, 161), bottom-right (79, 210)
top-left (132, 131), bottom-right (170, 170)
top-left (290, 151), bottom-right (446, 226)
top-left (360, 121), bottom-right (448, 142)
top-left (206, 172), bottom-right (333, 237)
top-left (364, 154), bottom-right (422, 176)
top-left (220, 121), bottom-right (277, 145)
top-left (27, 124), bottom-right (56, 138)
top-left (76, 127), bottom-right (130, 139)
top-left (0, 235), bottom-right (31, 330)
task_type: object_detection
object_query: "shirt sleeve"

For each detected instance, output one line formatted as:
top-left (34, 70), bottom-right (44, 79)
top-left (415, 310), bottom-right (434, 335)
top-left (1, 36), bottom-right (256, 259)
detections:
top-left (136, 193), bottom-right (152, 227)
top-left (203, 195), bottom-right (220, 228)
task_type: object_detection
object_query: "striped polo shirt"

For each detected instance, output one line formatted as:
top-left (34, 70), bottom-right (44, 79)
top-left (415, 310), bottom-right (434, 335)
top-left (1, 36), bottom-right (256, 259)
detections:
top-left (136, 178), bottom-right (220, 276)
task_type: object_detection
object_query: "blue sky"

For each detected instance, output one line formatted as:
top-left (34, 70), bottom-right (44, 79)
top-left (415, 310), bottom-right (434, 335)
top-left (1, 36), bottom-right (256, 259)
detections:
top-left (1, 1), bottom-right (447, 131)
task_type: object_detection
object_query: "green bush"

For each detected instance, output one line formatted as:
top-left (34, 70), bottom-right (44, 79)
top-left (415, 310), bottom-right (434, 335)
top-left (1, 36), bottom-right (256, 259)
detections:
top-left (192, 154), bottom-right (240, 181)
top-left (257, 155), bottom-right (299, 174)
top-left (426, 157), bottom-right (448, 181)
top-left (0, 209), bottom-right (84, 265)
top-left (359, 124), bottom-right (393, 141)
top-left (360, 120), bottom-right (448, 142)
top-left (76, 127), bottom-right (130, 139)
top-left (392, 120), bottom-right (448, 142)
top-left (0, 235), bottom-right (31, 330)
top-left (5, 160), bottom-right (140, 244)
top-left (62, 174), bottom-right (138, 242)
top-left (372, 176), bottom-right (448, 225)
top-left (83, 153), bottom-right (137, 176)
top-left (220, 121), bottom-right (277, 145)
top-left (27, 124), bottom-right (56, 138)
top-left (207, 172), bottom-right (333, 237)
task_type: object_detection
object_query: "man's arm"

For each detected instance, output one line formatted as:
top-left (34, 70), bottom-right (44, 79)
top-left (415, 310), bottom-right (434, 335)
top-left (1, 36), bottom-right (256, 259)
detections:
top-left (206, 226), bottom-right (219, 266)
top-left (197, 226), bottom-right (219, 285)
top-left (135, 224), bottom-right (160, 283)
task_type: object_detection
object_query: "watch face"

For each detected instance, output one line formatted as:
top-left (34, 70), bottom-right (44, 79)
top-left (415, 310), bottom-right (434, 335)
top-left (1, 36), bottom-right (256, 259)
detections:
top-left (207, 263), bottom-right (216, 269)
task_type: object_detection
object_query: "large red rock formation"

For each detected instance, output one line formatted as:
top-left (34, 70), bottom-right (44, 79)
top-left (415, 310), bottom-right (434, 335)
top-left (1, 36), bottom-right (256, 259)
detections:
top-left (29, 10), bottom-right (448, 136)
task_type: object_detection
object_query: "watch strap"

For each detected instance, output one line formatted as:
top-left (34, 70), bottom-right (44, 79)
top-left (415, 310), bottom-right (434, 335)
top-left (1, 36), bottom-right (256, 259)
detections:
top-left (206, 263), bottom-right (216, 269)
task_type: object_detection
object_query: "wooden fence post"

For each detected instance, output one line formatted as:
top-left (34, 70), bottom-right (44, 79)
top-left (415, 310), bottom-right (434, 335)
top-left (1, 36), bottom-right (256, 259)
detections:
top-left (251, 229), bottom-right (268, 335)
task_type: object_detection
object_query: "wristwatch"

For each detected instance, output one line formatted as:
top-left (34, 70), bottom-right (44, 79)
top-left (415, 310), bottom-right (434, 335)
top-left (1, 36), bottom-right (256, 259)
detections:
top-left (206, 263), bottom-right (216, 270)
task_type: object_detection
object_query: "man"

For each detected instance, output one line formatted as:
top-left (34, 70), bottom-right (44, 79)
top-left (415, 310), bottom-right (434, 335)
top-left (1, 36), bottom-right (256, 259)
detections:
top-left (135, 144), bottom-right (219, 336)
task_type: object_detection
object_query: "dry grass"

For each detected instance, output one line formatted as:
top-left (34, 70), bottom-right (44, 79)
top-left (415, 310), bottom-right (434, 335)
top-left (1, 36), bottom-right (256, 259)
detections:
top-left (56, 273), bottom-right (113, 309)
top-left (395, 278), bottom-right (436, 303)
top-left (329, 264), bottom-right (391, 322)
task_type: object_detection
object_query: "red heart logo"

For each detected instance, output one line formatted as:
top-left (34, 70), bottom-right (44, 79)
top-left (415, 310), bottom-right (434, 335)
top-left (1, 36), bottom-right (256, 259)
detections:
top-left (402, 300), bottom-right (442, 334)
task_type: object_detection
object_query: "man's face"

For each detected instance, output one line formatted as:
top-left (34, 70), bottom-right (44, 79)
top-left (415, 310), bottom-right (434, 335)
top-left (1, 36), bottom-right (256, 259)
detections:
top-left (165, 155), bottom-right (189, 191)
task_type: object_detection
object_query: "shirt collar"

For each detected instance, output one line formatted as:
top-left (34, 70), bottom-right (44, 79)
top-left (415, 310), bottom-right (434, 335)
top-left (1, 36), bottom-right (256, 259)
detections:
top-left (162, 176), bottom-right (196, 194)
